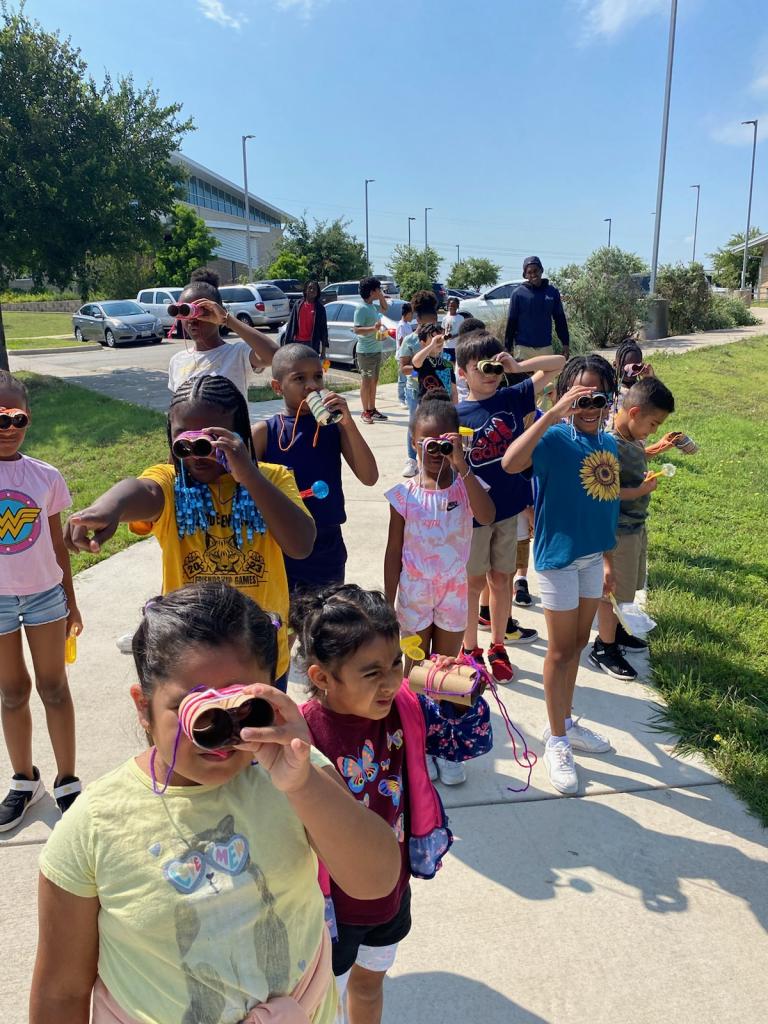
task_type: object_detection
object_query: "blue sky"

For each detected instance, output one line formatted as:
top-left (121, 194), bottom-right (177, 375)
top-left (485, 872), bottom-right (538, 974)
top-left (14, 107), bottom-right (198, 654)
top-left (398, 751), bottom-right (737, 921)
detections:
top-left (25, 0), bottom-right (768, 280)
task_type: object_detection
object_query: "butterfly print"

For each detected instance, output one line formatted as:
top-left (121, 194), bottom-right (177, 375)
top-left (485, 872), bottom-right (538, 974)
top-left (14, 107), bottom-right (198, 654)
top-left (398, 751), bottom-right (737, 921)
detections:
top-left (378, 775), bottom-right (402, 807)
top-left (387, 729), bottom-right (403, 750)
top-left (338, 740), bottom-right (379, 793)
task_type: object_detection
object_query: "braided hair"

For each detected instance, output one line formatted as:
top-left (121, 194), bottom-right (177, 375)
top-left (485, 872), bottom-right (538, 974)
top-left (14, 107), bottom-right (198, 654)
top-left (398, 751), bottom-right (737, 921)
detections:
top-left (167, 374), bottom-right (265, 546)
top-left (556, 354), bottom-right (616, 401)
top-left (613, 337), bottom-right (643, 386)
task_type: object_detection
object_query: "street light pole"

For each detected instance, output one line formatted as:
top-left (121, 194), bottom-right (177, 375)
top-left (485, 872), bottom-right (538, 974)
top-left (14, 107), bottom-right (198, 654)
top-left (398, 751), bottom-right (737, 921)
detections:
top-left (650, 0), bottom-right (678, 294)
top-left (740, 120), bottom-right (758, 291)
top-left (241, 134), bottom-right (255, 280)
top-left (604, 218), bottom-right (612, 248)
top-left (424, 207), bottom-right (432, 276)
top-left (456, 244), bottom-right (461, 263)
top-left (364, 179), bottom-right (375, 269)
top-left (690, 184), bottom-right (700, 265)
top-left (408, 216), bottom-right (415, 248)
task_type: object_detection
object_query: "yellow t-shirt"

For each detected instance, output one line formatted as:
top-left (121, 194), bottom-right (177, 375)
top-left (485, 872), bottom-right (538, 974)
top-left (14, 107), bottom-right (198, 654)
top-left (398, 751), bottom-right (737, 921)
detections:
top-left (135, 463), bottom-right (310, 677)
top-left (39, 756), bottom-right (338, 1024)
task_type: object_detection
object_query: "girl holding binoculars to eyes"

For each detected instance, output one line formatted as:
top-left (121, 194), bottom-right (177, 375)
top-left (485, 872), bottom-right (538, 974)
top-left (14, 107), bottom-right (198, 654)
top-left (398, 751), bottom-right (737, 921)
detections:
top-left (502, 354), bottom-right (621, 797)
top-left (31, 582), bottom-right (400, 1024)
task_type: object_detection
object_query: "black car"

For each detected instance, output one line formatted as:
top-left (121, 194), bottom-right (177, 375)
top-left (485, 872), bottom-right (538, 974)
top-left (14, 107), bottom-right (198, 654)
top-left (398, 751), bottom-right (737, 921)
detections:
top-left (265, 279), bottom-right (304, 309)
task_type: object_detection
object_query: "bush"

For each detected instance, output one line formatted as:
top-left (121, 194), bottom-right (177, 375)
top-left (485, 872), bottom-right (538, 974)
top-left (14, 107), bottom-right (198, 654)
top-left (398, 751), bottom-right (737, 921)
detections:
top-left (705, 293), bottom-right (759, 330)
top-left (0, 288), bottom-right (107, 303)
top-left (655, 262), bottom-right (711, 334)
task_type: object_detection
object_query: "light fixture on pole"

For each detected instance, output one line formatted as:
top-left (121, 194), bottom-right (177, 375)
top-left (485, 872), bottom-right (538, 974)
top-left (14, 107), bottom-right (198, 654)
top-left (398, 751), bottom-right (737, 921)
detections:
top-left (408, 216), bottom-right (415, 248)
top-left (424, 207), bottom-right (432, 275)
top-left (364, 179), bottom-right (375, 269)
top-left (241, 134), bottom-right (255, 280)
top-left (604, 218), bottom-right (612, 248)
top-left (690, 184), bottom-right (700, 265)
top-left (740, 120), bottom-right (758, 291)
top-left (650, 0), bottom-right (678, 294)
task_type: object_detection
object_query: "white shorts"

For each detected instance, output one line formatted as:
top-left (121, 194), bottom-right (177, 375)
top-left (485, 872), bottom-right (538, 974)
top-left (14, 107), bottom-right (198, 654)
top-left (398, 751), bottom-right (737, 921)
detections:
top-left (334, 942), bottom-right (400, 999)
top-left (536, 552), bottom-right (604, 612)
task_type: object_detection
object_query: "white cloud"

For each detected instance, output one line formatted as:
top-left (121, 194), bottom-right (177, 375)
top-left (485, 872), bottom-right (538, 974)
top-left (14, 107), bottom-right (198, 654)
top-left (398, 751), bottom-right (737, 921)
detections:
top-left (577, 0), bottom-right (668, 40)
top-left (753, 72), bottom-right (768, 93)
top-left (710, 116), bottom-right (768, 147)
top-left (275, 0), bottom-right (325, 14)
top-left (197, 0), bottom-right (244, 30)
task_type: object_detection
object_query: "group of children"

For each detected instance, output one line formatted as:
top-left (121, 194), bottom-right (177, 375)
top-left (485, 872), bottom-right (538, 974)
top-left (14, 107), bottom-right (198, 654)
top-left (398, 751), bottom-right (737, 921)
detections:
top-left (0, 268), bottom-right (682, 1024)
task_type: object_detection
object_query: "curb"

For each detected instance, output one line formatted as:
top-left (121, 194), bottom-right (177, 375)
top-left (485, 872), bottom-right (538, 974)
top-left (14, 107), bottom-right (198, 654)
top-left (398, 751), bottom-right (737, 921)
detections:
top-left (9, 343), bottom-right (102, 356)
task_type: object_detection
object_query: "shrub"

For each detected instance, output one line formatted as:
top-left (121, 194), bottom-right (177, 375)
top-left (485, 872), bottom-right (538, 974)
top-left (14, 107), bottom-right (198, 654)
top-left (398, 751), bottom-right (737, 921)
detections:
top-left (705, 293), bottom-right (759, 330)
top-left (655, 262), bottom-right (712, 334)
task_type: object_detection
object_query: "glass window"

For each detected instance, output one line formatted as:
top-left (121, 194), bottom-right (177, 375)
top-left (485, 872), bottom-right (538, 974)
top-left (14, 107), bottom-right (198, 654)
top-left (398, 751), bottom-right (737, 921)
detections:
top-left (155, 291), bottom-right (172, 304)
top-left (254, 285), bottom-right (286, 301)
top-left (138, 291), bottom-right (153, 304)
top-left (338, 305), bottom-right (357, 323)
top-left (220, 287), bottom-right (254, 303)
top-left (487, 285), bottom-right (512, 300)
top-left (324, 303), bottom-right (342, 320)
top-left (101, 301), bottom-right (146, 316)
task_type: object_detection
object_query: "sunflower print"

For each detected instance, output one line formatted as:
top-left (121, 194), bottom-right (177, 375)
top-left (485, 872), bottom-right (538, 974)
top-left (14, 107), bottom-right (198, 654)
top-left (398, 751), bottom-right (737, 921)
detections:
top-left (579, 449), bottom-right (620, 501)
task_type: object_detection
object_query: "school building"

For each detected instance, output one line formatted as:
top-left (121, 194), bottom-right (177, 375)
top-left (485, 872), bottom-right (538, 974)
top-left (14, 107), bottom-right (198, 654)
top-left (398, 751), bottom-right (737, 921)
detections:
top-left (728, 232), bottom-right (768, 301)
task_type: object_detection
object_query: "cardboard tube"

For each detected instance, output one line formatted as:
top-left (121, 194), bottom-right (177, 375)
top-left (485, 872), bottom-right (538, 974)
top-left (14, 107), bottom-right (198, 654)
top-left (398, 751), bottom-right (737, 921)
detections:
top-left (407, 662), bottom-right (483, 706)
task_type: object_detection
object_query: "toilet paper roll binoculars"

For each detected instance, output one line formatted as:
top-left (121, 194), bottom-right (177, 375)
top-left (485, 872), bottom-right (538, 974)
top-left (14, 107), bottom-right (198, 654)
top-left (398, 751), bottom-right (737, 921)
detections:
top-left (178, 685), bottom-right (274, 750)
top-left (407, 662), bottom-right (486, 707)
top-left (167, 301), bottom-right (203, 320)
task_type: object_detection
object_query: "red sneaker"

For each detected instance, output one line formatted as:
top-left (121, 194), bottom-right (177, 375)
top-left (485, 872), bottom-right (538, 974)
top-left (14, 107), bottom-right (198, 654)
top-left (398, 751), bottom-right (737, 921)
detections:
top-left (488, 642), bottom-right (514, 682)
top-left (461, 646), bottom-right (486, 669)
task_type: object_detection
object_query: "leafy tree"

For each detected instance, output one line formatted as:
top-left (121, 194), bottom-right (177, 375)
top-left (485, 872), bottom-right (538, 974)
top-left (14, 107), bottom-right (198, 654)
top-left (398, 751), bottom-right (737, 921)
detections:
top-left (655, 262), bottom-right (711, 334)
top-left (277, 215), bottom-right (368, 283)
top-left (0, 7), bottom-right (192, 368)
top-left (447, 257), bottom-right (501, 291)
top-left (387, 244), bottom-right (441, 300)
top-left (708, 228), bottom-right (762, 290)
top-left (93, 251), bottom-right (155, 298)
top-left (266, 250), bottom-right (311, 282)
top-left (153, 204), bottom-right (217, 286)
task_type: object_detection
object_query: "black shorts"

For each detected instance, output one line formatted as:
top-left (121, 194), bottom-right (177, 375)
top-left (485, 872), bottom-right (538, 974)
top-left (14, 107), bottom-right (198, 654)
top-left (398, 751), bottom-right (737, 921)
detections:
top-left (332, 885), bottom-right (412, 976)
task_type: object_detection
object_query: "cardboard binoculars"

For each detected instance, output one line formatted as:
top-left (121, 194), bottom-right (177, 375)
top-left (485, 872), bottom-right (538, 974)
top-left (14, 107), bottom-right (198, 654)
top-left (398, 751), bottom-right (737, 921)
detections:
top-left (477, 359), bottom-right (505, 376)
top-left (167, 301), bottom-right (203, 320)
top-left (408, 662), bottom-right (486, 707)
top-left (305, 390), bottom-right (343, 426)
top-left (178, 685), bottom-right (274, 750)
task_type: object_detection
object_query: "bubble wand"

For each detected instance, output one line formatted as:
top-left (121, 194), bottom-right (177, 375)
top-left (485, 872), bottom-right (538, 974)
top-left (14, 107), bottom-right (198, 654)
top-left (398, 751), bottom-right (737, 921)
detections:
top-left (298, 481), bottom-right (329, 500)
top-left (645, 463), bottom-right (676, 482)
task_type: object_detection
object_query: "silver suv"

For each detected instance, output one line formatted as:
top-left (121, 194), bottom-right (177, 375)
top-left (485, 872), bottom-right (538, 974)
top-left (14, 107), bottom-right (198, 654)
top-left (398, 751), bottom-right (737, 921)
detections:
top-left (218, 283), bottom-right (290, 329)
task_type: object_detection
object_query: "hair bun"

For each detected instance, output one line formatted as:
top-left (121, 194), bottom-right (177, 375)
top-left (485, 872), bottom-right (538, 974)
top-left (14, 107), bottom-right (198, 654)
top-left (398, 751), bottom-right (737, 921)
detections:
top-left (190, 267), bottom-right (220, 287)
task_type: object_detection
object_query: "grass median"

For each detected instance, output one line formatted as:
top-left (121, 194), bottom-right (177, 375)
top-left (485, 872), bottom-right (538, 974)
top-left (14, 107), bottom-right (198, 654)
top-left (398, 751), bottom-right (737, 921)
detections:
top-left (644, 336), bottom-right (768, 823)
top-left (3, 310), bottom-right (74, 339)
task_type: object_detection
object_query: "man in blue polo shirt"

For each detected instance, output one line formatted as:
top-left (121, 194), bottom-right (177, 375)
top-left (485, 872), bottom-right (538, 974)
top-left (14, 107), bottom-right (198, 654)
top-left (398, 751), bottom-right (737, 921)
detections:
top-left (505, 256), bottom-right (570, 362)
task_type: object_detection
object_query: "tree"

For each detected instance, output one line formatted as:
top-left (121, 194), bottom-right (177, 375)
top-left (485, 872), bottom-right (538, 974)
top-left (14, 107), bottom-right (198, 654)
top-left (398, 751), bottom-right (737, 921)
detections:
top-left (0, 7), bottom-right (192, 367)
top-left (447, 257), bottom-right (501, 291)
top-left (708, 228), bottom-right (762, 290)
top-left (266, 250), bottom-right (311, 282)
top-left (387, 245), bottom-right (441, 300)
top-left (655, 261), bottom-right (712, 334)
top-left (276, 215), bottom-right (368, 283)
top-left (153, 204), bottom-right (217, 285)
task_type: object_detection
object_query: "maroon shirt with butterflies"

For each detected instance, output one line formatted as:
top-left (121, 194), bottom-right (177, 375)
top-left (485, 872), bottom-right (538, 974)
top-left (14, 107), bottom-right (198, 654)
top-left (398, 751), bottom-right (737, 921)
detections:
top-left (302, 700), bottom-right (409, 926)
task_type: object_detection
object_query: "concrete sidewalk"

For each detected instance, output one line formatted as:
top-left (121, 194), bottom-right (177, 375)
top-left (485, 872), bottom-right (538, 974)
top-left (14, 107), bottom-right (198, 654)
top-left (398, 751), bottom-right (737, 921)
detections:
top-left (2, 360), bottom-right (767, 1022)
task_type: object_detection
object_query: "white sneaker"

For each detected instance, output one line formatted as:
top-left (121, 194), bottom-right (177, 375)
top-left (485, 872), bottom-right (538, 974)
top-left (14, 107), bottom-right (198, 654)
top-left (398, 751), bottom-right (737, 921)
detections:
top-left (543, 718), bottom-right (612, 754)
top-left (435, 757), bottom-right (467, 786)
top-left (116, 632), bottom-right (134, 654)
top-left (543, 740), bottom-right (578, 795)
top-left (399, 400), bottom-right (408, 409)
top-left (427, 756), bottom-right (438, 782)
top-left (402, 458), bottom-right (418, 478)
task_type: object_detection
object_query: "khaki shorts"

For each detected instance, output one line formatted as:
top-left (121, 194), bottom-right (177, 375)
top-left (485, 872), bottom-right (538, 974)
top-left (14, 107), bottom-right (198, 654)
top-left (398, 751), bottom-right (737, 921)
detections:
top-left (467, 515), bottom-right (518, 576)
top-left (356, 351), bottom-right (382, 379)
top-left (514, 343), bottom-right (554, 361)
top-left (612, 528), bottom-right (647, 603)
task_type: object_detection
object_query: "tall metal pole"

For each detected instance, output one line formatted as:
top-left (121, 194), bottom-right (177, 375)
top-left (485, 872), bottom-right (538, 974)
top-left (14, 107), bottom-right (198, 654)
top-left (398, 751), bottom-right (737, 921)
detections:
top-left (408, 216), bottom-right (415, 248)
top-left (740, 120), bottom-right (758, 290)
top-left (690, 184), bottom-right (700, 265)
top-left (604, 218), bottom-right (612, 248)
top-left (650, 0), bottom-right (678, 294)
top-left (456, 244), bottom-right (460, 263)
top-left (364, 179), bottom-right (375, 269)
top-left (424, 207), bottom-right (432, 276)
top-left (241, 134), bottom-right (255, 280)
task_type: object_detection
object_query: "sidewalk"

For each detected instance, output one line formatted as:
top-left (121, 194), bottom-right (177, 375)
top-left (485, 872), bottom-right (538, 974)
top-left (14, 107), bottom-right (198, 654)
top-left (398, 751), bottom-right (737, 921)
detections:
top-left (1, 347), bottom-right (767, 1022)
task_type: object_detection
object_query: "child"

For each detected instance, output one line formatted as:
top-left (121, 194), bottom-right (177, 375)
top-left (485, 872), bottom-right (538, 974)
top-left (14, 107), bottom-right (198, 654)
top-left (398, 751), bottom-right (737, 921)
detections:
top-left (590, 376), bottom-right (676, 680)
top-left (353, 277), bottom-right (390, 425)
top-left (292, 584), bottom-right (452, 1024)
top-left (254, 344), bottom-right (378, 594)
top-left (609, 337), bottom-right (655, 426)
top-left (441, 296), bottom-right (463, 360)
top-left (0, 372), bottom-right (83, 831)
top-left (397, 289), bottom-right (444, 477)
top-left (64, 373), bottom-right (315, 690)
top-left (167, 268), bottom-right (278, 399)
top-left (409, 325), bottom-right (458, 403)
top-left (457, 332), bottom-right (565, 681)
top-left (31, 582), bottom-right (400, 1024)
top-left (395, 301), bottom-right (414, 408)
top-left (502, 355), bottom-right (621, 795)
top-left (454, 316), bottom-right (486, 402)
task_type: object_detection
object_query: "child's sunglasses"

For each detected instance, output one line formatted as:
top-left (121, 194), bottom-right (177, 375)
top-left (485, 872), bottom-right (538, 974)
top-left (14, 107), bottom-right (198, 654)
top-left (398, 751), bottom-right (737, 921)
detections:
top-left (421, 436), bottom-right (453, 456)
top-left (477, 360), bottom-right (505, 376)
top-left (0, 408), bottom-right (29, 429)
top-left (572, 392), bottom-right (610, 410)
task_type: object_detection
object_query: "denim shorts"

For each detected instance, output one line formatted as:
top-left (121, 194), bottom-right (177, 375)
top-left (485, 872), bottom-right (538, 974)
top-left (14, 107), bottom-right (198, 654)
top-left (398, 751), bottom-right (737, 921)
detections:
top-left (0, 584), bottom-right (69, 636)
top-left (536, 552), bottom-right (604, 612)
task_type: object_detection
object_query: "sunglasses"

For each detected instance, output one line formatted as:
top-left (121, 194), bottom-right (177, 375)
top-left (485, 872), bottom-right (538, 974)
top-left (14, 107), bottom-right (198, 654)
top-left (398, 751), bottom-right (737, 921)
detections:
top-left (572, 392), bottom-right (610, 410)
top-left (420, 435), bottom-right (454, 456)
top-left (0, 408), bottom-right (29, 430)
top-left (477, 360), bottom-right (505, 376)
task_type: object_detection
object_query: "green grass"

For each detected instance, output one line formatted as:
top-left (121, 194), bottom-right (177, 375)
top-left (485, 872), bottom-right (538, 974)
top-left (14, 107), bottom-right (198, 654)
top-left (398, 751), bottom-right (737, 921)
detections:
top-left (15, 374), bottom-right (168, 574)
top-left (644, 337), bottom-right (768, 823)
top-left (379, 355), bottom-right (400, 385)
top-left (8, 337), bottom-right (85, 351)
top-left (247, 376), bottom-right (359, 403)
top-left (3, 310), bottom-right (74, 340)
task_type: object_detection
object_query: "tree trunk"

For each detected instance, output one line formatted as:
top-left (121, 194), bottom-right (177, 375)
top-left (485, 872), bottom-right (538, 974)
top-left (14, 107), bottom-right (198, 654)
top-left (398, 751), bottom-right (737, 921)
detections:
top-left (0, 302), bottom-right (9, 372)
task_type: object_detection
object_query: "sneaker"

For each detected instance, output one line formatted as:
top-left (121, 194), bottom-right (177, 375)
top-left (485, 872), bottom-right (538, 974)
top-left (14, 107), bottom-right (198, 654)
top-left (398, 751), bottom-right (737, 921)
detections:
top-left (399, 400), bottom-right (408, 409)
top-left (488, 642), bottom-right (514, 682)
top-left (504, 618), bottom-right (538, 644)
top-left (116, 632), bottom-right (134, 654)
top-left (371, 409), bottom-right (388, 422)
top-left (589, 639), bottom-right (638, 681)
top-left (543, 740), bottom-right (579, 795)
top-left (616, 622), bottom-right (649, 650)
top-left (0, 768), bottom-right (45, 832)
top-left (461, 646), bottom-right (486, 670)
top-left (435, 757), bottom-right (467, 786)
top-left (427, 756), bottom-right (438, 782)
top-left (543, 718), bottom-right (612, 754)
top-left (402, 458), bottom-right (418, 478)
top-left (53, 775), bottom-right (82, 814)
top-left (477, 604), bottom-right (491, 628)
top-left (513, 578), bottom-right (532, 606)
top-left (360, 411), bottom-right (374, 425)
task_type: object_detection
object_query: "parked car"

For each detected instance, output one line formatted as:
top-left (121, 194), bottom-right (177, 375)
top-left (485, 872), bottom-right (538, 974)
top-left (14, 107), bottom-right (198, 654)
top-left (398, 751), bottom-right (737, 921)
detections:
top-left (376, 276), bottom-right (401, 299)
top-left (278, 298), bottom-right (399, 365)
top-left (136, 287), bottom-right (184, 330)
top-left (446, 287), bottom-right (478, 302)
top-left (457, 280), bottom-right (525, 320)
top-left (264, 279), bottom-right (304, 309)
top-left (320, 281), bottom-right (364, 304)
top-left (218, 283), bottom-right (290, 329)
top-left (72, 300), bottom-right (162, 348)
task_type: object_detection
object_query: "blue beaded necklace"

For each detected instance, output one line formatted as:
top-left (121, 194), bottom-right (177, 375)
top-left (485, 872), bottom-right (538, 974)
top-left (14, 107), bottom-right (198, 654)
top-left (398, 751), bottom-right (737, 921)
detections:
top-left (174, 460), bottom-right (266, 548)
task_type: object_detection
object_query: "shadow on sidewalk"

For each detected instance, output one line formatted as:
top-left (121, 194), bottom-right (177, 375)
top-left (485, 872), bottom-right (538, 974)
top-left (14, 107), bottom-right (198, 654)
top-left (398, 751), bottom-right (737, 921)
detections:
top-left (65, 368), bottom-right (172, 412)
top-left (385, 972), bottom-right (547, 1024)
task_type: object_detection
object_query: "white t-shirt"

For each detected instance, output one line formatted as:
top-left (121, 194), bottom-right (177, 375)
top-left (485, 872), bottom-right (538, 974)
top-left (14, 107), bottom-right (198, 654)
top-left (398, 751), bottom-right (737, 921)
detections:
top-left (395, 320), bottom-right (415, 343)
top-left (442, 313), bottom-right (462, 348)
top-left (168, 341), bottom-right (254, 399)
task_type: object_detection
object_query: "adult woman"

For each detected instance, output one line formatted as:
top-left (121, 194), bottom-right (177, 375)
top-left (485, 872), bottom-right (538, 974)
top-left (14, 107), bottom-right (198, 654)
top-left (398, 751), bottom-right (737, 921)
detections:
top-left (283, 280), bottom-right (328, 355)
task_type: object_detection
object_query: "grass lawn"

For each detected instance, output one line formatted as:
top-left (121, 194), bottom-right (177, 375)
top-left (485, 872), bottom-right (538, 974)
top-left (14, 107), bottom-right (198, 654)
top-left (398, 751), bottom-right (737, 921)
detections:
top-left (247, 374), bottom-right (359, 403)
top-left (2, 310), bottom-right (74, 340)
top-left (15, 373), bottom-right (168, 574)
top-left (8, 337), bottom-right (86, 351)
top-left (644, 337), bottom-right (768, 824)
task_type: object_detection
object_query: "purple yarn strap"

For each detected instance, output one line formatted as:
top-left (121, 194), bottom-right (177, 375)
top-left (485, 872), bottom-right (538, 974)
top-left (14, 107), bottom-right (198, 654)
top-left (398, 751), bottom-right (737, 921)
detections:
top-left (150, 721), bottom-right (183, 796)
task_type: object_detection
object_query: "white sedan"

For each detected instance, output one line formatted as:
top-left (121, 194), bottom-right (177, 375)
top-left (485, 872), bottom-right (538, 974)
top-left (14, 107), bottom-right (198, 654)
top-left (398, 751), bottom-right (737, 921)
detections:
top-left (457, 280), bottom-right (525, 320)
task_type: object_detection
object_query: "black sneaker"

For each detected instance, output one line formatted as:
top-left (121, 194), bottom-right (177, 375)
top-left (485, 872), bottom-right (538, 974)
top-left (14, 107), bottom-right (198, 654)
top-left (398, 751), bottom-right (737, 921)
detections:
top-left (589, 640), bottom-right (638, 681)
top-left (371, 409), bottom-right (388, 422)
top-left (478, 604), bottom-right (491, 628)
top-left (504, 618), bottom-right (538, 644)
top-left (53, 775), bottom-right (82, 814)
top-left (616, 622), bottom-right (649, 650)
top-left (513, 578), bottom-right (532, 606)
top-left (0, 768), bottom-right (45, 832)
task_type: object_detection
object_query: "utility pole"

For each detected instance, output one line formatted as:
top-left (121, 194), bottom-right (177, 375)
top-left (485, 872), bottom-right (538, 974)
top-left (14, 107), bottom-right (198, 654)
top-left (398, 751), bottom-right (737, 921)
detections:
top-left (690, 184), bottom-right (700, 265)
top-left (241, 134), bottom-right (255, 279)
top-left (604, 218), bottom-right (612, 248)
top-left (650, 0), bottom-right (678, 294)
top-left (408, 216), bottom-right (415, 248)
top-left (365, 178), bottom-right (375, 269)
top-left (456, 244), bottom-right (460, 263)
top-left (740, 120), bottom-right (758, 290)
top-left (424, 207), bottom-right (432, 276)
